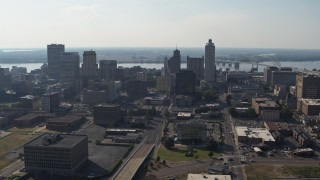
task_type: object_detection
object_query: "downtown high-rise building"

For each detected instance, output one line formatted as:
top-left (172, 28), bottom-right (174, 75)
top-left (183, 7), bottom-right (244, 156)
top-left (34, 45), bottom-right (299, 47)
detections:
top-left (47, 44), bottom-right (65, 79)
top-left (204, 39), bottom-right (216, 82)
top-left (167, 49), bottom-right (181, 74)
top-left (81, 50), bottom-right (98, 87)
top-left (99, 60), bottom-right (117, 81)
top-left (187, 56), bottom-right (204, 83)
top-left (60, 52), bottom-right (80, 86)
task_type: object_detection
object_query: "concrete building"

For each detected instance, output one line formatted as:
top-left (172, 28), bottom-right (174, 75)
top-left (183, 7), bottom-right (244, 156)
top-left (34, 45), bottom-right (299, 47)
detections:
top-left (204, 39), bottom-right (216, 83)
top-left (292, 128), bottom-right (311, 147)
top-left (60, 52), bottom-right (80, 86)
top-left (156, 75), bottom-right (173, 94)
top-left (296, 74), bottom-right (320, 99)
top-left (47, 44), bottom-right (65, 79)
top-left (46, 115), bottom-right (85, 132)
top-left (99, 60), bottom-right (117, 81)
top-left (264, 66), bottom-right (279, 84)
top-left (41, 92), bottom-right (60, 113)
top-left (177, 120), bottom-right (207, 145)
top-left (137, 71), bottom-right (147, 81)
top-left (81, 50), bottom-right (98, 87)
top-left (176, 70), bottom-right (196, 96)
top-left (126, 80), bottom-right (148, 97)
top-left (187, 174), bottom-right (231, 180)
top-left (299, 99), bottom-right (320, 116)
top-left (82, 89), bottom-right (109, 107)
top-left (93, 104), bottom-right (122, 126)
top-left (271, 71), bottom-right (296, 86)
top-left (252, 98), bottom-right (280, 121)
top-left (13, 113), bottom-right (53, 127)
top-left (235, 126), bottom-right (275, 146)
top-left (187, 56), bottom-right (204, 82)
top-left (167, 49), bottom-right (181, 74)
top-left (274, 84), bottom-right (287, 99)
top-left (24, 134), bottom-right (88, 177)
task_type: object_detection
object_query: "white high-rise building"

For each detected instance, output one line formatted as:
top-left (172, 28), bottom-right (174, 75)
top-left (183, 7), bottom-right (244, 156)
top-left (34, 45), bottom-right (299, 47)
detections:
top-left (204, 39), bottom-right (216, 82)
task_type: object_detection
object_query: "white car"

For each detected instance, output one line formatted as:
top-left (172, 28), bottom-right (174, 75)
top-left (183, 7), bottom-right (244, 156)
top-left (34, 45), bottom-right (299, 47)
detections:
top-left (249, 159), bottom-right (256, 162)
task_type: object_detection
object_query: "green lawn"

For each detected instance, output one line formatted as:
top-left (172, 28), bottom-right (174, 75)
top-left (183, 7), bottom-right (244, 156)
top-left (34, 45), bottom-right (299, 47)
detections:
top-left (245, 163), bottom-right (320, 180)
top-left (157, 145), bottom-right (217, 162)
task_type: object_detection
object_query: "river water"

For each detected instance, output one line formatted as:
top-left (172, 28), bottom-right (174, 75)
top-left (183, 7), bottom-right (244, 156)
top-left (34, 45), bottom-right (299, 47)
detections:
top-left (0, 61), bottom-right (320, 73)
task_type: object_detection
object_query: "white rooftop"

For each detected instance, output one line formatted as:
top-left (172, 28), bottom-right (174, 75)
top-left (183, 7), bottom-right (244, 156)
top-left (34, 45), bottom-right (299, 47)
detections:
top-left (187, 174), bottom-right (231, 180)
top-left (235, 126), bottom-right (275, 142)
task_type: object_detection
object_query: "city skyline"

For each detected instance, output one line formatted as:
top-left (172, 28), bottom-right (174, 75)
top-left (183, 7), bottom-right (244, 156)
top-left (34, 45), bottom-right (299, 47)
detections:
top-left (0, 0), bottom-right (319, 49)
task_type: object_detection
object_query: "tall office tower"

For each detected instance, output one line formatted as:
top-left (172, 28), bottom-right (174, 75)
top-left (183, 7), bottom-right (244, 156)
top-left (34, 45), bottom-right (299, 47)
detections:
top-left (47, 44), bottom-right (65, 79)
top-left (296, 74), bottom-right (320, 99)
top-left (264, 66), bottom-right (279, 84)
top-left (60, 52), bottom-right (80, 85)
top-left (204, 39), bottom-right (216, 82)
top-left (99, 60), bottom-right (117, 81)
top-left (187, 56), bottom-right (204, 83)
top-left (176, 70), bottom-right (196, 96)
top-left (81, 50), bottom-right (98, 87)
top-left (168, 49), bottom-right (181, 74)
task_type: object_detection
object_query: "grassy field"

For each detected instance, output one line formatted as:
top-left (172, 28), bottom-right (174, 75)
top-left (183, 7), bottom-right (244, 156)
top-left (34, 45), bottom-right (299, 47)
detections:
top-left (0, 159), bottom-right (13, 171)
top-left (0, 133), bottom-right (35, 156)
top-left (157, 145), bottom-right (216, 162)
top-left (245, 163), bottom-right (320, 180)
top-left (7, 127), bottom-right (38, 133)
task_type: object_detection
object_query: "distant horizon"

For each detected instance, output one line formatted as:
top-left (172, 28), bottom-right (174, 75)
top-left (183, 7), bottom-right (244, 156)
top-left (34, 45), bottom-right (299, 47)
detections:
top-left (1, 46), bottom-right (320, 51)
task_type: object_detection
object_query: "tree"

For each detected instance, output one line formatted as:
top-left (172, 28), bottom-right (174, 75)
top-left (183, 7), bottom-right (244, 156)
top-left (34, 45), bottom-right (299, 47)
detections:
top-left (226, 94), bottom-right (232, 106)
top-left (156, 156), bottom-right (161, 162)
top-left (208, 151), bottom-right (214, 158)
top-left (206, 139), bottom-right (218, 151)
top-left (229, 107), bottom-right (238, 117)
top-left (164, 137), bottom-right (174, 149)
top-left (162, 160), bottom-right (166, 165)
top-left (280, 106), bottom-right (292, 120)
top-left (150, 162), bottom-right (154, 167)
top-left (202, 89), bottom-right (218, 102)
top-left (246, 108), bottom-right (258, 118)
top-left (164, 110), bottom-right (170, 120)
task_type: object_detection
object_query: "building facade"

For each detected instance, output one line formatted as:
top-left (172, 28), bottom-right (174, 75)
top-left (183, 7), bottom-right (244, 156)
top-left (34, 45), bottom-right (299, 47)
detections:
top-left (204, 39), bottom-right (216, 83)
top-left (81, 50), bottom-right (98, 87)
top-left (187, 56), bottom-right (204, 83)
top-left (93, 104), bottom-right (122, 126)
top-left (177, 120), bottom-right (207, 145)
top-left (167, 49), bottom-right (181, 74)
top-left (99, 60), bottom-right (117, 81)
top-left (41, 92), bottom-right (60, 113)
top-left (296, 74), bottom-right (320, 99)
top-left (24, 134), bottom-right (88, 177)
top-left (60, 52), bottom-right (80, 86)
top-left (252, 98), bottom-right (280, 121)
top-left (176, 70), bottom-right (196, 96)
top-left (47, 44), bottom-right (65, 79)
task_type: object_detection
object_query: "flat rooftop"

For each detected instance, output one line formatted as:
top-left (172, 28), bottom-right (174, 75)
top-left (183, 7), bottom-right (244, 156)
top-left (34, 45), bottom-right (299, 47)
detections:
top-left (15, 113), bottom-right (53, 121)
top-left (187, 174), bottom-right (231, 180)
top-left (47, 115), bottom-right (82, 123)
top-left (25, 134), bottom-right (87, 148)
top-left (235, 126), bottom-right (275, 142)
top-left (301, 99), bottom-right (320, 105)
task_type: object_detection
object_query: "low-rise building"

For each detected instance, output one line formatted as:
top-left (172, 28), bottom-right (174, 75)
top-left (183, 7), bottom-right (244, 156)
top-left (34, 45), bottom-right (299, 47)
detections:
top-left (292, 127), bottom-right (311, 147)
top-left (93, 104), bottom-right (122, 126)
top-left (299, 99), bottom-right (320, 116)
top-left (264, 121), bottom-right (291, 136)
top-left (176, 112), bottom-right (193, 120)
top-left (187, 174), bottom-right (231, 180)
top-left (24, 134), bottom-right (88, 177)
top-left (143, 96), bottom-right (168, 106)
top-left (252, 98), bottom-right (280, 121)
top-left (177, 120), bottom-right (207, 145)
top-left (46, 115), bottom-right (85, 132)
top-left (13, 113), bottom-right (53, 127)
top-left (235, 126), bottom-right (275, 146)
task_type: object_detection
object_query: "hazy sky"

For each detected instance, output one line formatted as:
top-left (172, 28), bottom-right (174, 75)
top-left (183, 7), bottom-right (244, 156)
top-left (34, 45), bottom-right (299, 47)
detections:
top-left (0, 0), bottom-right (320, 49)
